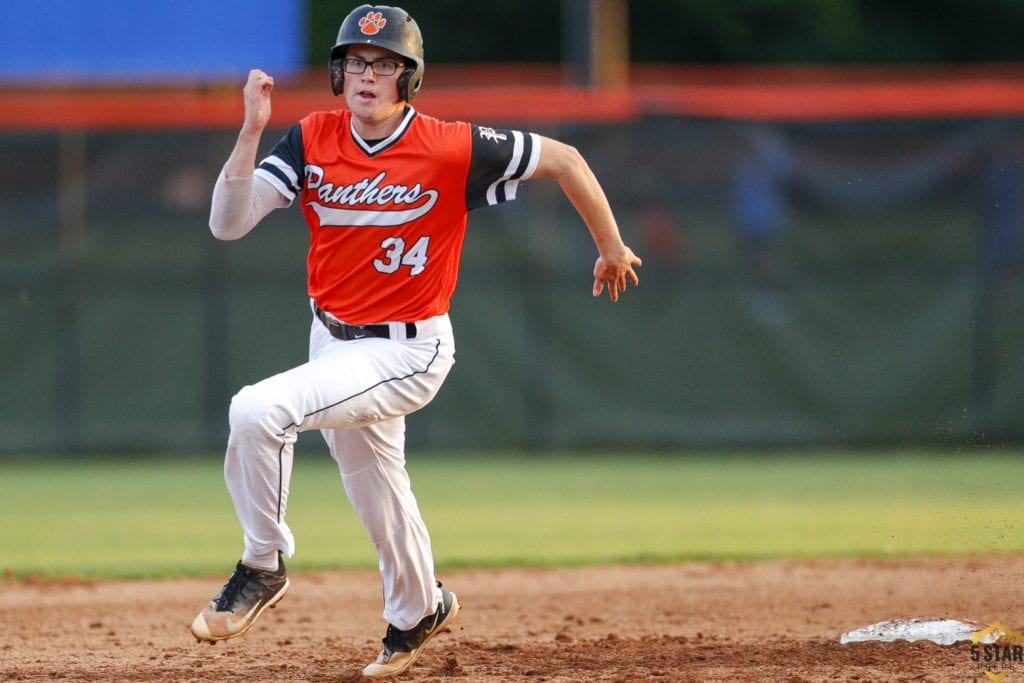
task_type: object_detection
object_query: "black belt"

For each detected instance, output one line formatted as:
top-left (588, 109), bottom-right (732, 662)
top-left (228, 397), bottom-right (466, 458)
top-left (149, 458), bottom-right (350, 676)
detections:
top-left (315, 307), bottom-right (416, 341)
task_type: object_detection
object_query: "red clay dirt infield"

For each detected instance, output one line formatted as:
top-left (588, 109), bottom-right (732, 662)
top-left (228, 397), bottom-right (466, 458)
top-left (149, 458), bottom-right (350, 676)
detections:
top-left (3, 555), bottom-right (1023, 682)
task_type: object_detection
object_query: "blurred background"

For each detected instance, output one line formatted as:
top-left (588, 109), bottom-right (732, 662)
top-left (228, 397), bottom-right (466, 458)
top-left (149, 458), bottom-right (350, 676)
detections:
top-left (2, 0), bottom-right (1024, 455)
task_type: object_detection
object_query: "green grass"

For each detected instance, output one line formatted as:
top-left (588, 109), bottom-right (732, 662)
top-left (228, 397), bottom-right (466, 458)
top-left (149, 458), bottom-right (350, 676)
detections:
top-left (2, 449), bottom-right (1023, 580)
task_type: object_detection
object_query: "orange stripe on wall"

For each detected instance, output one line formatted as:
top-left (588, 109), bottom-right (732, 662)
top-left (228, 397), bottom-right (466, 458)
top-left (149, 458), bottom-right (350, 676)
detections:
top-left (2, 65), bottom-right (1024, 130)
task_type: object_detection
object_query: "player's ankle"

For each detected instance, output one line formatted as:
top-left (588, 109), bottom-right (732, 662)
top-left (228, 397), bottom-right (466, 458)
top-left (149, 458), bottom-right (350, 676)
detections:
top-left (241, 550), bottom-right (281, 572)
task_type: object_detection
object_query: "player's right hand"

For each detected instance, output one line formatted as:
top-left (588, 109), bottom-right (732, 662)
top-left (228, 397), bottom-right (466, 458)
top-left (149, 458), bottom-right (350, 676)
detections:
top-left (242, 69), bottom-right (274, 133)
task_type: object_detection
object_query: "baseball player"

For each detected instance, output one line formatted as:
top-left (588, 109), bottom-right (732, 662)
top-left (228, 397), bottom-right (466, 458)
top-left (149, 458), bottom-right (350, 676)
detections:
top-left (189, 4), bottom-right (641, 678)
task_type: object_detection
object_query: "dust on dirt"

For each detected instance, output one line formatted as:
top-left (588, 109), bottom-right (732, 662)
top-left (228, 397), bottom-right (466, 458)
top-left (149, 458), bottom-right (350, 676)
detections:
top-left (2, 556), bottom-right (1022, 681)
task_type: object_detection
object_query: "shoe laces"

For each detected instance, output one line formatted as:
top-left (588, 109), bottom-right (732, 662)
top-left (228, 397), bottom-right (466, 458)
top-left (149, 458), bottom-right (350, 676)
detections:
top-left (214, 564), bottom-right (258, 612)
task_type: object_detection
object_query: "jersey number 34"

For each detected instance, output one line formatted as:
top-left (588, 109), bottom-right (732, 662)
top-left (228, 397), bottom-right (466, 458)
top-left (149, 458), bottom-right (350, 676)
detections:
top-left (373, 236), bottom-right (430, 276)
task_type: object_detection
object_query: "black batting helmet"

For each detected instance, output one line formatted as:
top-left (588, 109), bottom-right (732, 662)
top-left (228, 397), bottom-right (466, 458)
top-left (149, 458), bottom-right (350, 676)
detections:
top-left (329, 5), bottom-right (425, 101)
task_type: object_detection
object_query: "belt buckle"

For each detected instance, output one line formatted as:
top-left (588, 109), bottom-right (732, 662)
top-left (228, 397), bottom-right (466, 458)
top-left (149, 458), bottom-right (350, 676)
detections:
top-left (318, 308), bottom-right (360, 341)
top-left (346, 325), bottom-right (373, 340)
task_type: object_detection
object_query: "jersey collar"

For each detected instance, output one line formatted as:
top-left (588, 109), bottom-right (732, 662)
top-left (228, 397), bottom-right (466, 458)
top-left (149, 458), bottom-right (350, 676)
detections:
top-left (350, 106), bottom-right (417, 157)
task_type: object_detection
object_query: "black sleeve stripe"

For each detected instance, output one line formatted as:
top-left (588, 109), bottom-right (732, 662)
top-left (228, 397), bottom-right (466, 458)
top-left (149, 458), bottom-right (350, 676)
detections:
top-left (513, 132), bottom-right (535, 179)
top-left (257, 161), bottom-right (299, 196)
top-left (486, 131), bottom-right (541, 205)
top-left (466, 127), bottom-right (541, 210)
top-left (490, 131), bottom-right (534, 203)
top-left (255, 124), bottom-right (305, 198)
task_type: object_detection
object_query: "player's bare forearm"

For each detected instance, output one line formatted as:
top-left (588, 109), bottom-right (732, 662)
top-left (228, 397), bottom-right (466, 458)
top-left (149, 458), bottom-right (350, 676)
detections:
top-left (534, 136), bottom-right (642, 301)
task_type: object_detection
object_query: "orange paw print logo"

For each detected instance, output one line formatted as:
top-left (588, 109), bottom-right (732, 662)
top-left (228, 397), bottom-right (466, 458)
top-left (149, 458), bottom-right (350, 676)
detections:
top-left (359, 11), bottom-right (387, 35)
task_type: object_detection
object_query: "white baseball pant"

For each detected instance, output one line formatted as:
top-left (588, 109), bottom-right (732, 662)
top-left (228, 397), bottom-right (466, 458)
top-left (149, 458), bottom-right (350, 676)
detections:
top-left (222, 311), bottom-right (455, 630)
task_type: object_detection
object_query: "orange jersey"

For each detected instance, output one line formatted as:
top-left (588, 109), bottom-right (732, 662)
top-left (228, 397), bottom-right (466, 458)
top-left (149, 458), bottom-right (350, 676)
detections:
top-left (254, 107), bottom-right (541, 324)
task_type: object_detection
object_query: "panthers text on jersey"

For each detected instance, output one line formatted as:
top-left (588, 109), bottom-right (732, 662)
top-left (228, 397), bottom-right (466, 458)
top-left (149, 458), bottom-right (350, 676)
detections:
top-left (254, 106), bottom-right (542, 324)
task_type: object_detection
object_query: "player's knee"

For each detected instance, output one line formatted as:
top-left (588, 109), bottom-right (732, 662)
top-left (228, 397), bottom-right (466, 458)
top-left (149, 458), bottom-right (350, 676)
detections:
top-left (228, 384), bottom-right (293, 437)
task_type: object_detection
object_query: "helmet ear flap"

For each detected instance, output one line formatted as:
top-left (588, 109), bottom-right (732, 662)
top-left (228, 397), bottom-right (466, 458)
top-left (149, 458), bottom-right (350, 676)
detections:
top-left (329, 45), bottom-right (346, 97)
top-left (397, 58), bottom-right (422, 102)
top-left (397, 69), bottom-right (413, 102)
top-left (330, 58), bottom-right (345, 97)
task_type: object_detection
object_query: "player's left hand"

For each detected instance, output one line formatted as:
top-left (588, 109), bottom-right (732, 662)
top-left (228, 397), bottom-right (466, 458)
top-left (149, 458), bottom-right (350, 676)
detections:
top-left (593, 247), bottom-right (642, 302)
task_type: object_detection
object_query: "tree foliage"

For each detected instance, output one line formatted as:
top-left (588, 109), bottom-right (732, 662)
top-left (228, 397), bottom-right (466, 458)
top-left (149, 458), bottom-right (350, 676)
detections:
top-left (307, 0), bottom-right (1024, 65)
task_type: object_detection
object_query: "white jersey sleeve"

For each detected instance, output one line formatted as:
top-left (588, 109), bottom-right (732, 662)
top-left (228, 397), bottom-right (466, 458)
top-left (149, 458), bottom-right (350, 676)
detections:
top-left (209, 169), bottom-right (290, 240)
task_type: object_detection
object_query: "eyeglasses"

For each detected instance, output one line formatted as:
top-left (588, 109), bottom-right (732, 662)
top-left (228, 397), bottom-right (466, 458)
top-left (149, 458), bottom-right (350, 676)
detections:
top-left (340, 58), bottom-right (404, 76)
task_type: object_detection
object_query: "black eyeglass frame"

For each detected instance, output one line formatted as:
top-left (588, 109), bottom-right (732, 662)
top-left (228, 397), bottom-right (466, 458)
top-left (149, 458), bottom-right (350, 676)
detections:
top-left (340, 57), bottom-right (404, 76)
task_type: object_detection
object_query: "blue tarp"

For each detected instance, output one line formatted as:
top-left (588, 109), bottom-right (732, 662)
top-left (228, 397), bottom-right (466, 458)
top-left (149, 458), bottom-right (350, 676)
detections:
top-left (0, 1), bottom-right (304, 80)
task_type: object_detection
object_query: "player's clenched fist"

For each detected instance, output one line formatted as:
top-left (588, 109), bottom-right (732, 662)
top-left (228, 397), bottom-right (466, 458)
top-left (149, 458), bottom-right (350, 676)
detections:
top-left (242, 69), bottom-right (274, 133)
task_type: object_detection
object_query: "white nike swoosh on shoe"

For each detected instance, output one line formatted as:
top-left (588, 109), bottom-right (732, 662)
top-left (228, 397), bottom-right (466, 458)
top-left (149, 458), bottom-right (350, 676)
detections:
top-left (224, 603), bottom-right (261, 634)
top-left (191, 580), bottom-right (290, 641)
top-left (192, 605), bottom-right (265, 640)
